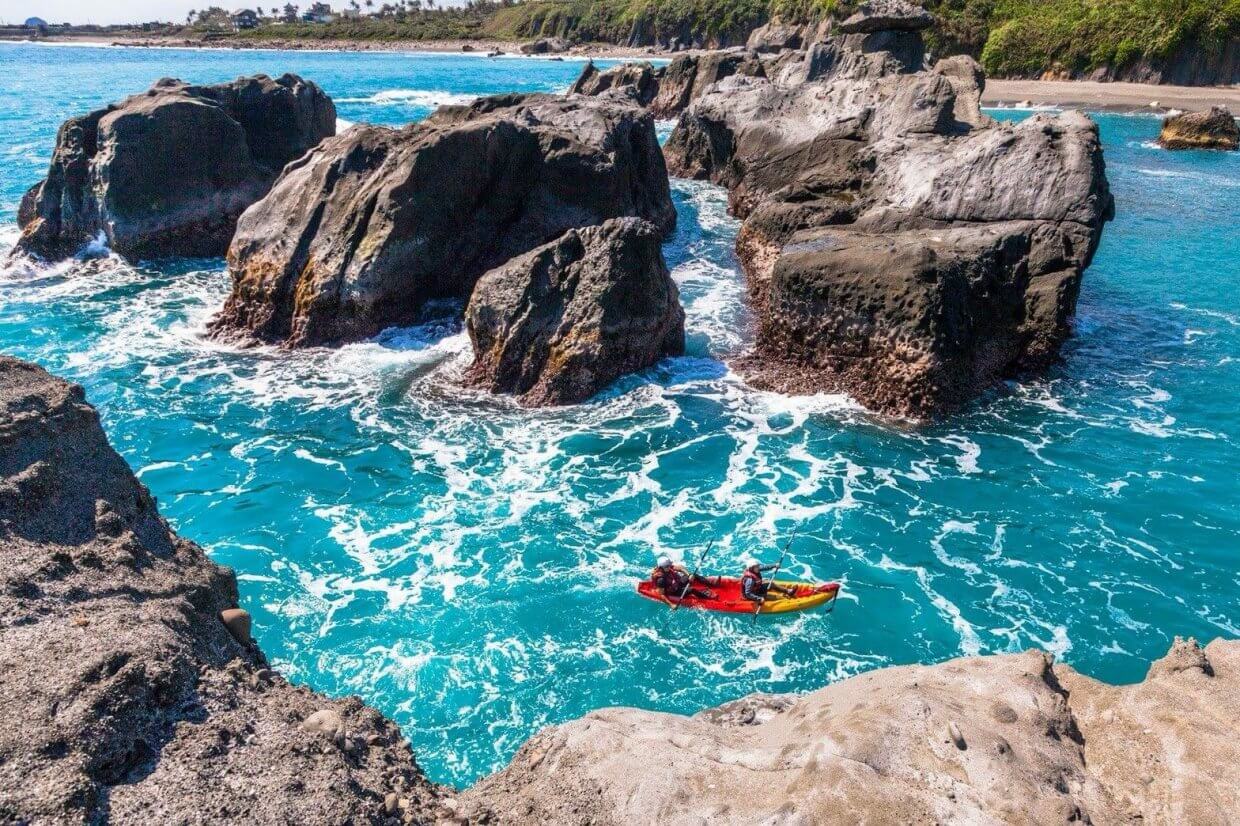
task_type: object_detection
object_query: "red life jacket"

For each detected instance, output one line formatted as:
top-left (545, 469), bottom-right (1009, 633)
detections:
top-left (741, 567), bottom-right (763, 585)
top-left (652, 566), bottom-right (688, 595)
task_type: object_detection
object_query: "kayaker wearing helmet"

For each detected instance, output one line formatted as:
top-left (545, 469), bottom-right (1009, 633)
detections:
top-left (740, 559), bottom-right (797, 603)
top-left (651, 556), bottom-right (719, 602)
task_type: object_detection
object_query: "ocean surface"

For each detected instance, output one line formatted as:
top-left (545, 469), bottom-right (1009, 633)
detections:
top-left (1, 42), bottom-right (1237, 787)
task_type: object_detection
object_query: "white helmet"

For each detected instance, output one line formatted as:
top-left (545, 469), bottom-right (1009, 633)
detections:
top-left (743, 558), bottom-right (760, 569)
top-left (657, 556), bottom-right (673, 568)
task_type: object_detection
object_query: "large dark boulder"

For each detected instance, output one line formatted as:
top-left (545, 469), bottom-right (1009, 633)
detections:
top-left (666, 26), bottom-right (1113, 420)
top-left (0, 357), bottom-right (443, 823)
top-left (14, 74), bottom-right (335, 261)
top-left (464, 217), bottom-right (684, 406)
top-left (744, 222), bottom-right (1086, 418)
top-left (1157, 107), bottom-right (1238, 150)
top-left (210, 94), bottom-right (675, 348)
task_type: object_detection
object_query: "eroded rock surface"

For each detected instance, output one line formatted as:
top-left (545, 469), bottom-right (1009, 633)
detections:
top-left (1157, 106), bottom-right (1239, 150)
top-left (570, 61), bottom-right (661, 107)
top-left (464, 217), bottom-right (684, 406)
top-left (461, 638), bottom-right (1240, 825)
top-left (14, 74), bottom-right (335, 261)
top-left (650, 50), bottom-right (766, 118)
top-left (665, 25), bottom-right (1113, 419)
top-left (211, 93), bottom-right (675, 348)
top-left (0, 356), bottom-right (443, 824)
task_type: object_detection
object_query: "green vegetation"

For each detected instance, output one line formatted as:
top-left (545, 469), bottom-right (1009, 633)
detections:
top-left (485, 0), bottom-right (773, 46)
top-left (203, 0), bottom-right (1237, 80)
top-left (923, 0), bottom-right (1240, 77)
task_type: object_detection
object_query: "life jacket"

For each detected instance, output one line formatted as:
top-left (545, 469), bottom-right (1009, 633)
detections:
top-left (651, 565), bottom-right (687, 594)
top-left (741, 567), bottom-right (764, 599)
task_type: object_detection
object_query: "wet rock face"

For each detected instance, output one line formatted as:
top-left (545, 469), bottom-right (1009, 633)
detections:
top-left (749, 222), bottom-right (1066, 418)
top-left (666, 33), bottom-right (1113, 420)
top-left (1157, 106), bottom-right (1239, 150)
top-left (569, 61), bottom-right (661, 107)
top-left (461, 639), bottom-right (1240, 825)
top-left (464, 218), bottom-right (684, 406)
top-left (211, 94), bottom-right (675, 348)
top-left (0, 356), bottom-right (443, 824)
top-left (14, 74), bottom-right (335, 261)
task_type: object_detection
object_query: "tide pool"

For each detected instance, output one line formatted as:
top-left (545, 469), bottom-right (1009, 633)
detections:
top-left (0, 43), bottom-right (1237, 787)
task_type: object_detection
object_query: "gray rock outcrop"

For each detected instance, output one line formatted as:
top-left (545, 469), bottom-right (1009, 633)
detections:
top-left (519, 37), bottom-right (571, 55)
top-left (650, 50), bottom-right (766, 118)
top-left (210, 93), bottom-right (675, 348)
top-left (14, 74), bottom-right (335, 261)
top-left (1157, 106), bottom-right (1239, 150)
top-left (569, 61), bottom-right (661, 107)
top-left (460, 638), bottom-right (1240, 825)
top-left (664, 26), bottom-right (1113, 418)
top-left (464, 217), bottom-right (684, 406)
top-left (744, 20), bottom-right (808, 53)
top-left (0, 356), bottom-right (443, 824)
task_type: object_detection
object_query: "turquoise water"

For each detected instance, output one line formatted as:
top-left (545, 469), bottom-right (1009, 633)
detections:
top-left (1, 43), bottom-right (1237, 787)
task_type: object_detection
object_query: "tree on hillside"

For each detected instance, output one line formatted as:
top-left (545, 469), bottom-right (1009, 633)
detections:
top-left (283, 3), bottom-right (298, 22)
top-left (186, 8), bottom-right (196, 24)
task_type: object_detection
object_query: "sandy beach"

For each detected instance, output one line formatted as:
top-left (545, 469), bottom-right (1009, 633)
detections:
top-left (8, 33), bottom-right (666, 60)
top-left (983, 79), bottom-right (1240, 113)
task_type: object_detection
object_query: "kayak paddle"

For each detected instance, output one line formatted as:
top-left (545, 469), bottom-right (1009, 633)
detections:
top-left (752, 525), bottom-right (798, 624)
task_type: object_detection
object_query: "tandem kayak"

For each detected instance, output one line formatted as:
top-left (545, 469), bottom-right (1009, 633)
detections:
top-left (636, 577), bottom-right (840, 614)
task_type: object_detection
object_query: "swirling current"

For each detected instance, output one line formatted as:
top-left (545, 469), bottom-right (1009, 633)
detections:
top-left (1, 43), bottom-right (1237, 787)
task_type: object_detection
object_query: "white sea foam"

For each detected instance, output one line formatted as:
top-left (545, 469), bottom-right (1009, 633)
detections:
top-left (336, 89), bottom-right (478, 107)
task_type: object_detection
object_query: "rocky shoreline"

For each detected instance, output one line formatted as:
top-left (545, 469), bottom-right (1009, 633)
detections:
top-left (3, 354), bottom-right (1236, 824)
top-left (574, 0), bottom-right (1113, 419)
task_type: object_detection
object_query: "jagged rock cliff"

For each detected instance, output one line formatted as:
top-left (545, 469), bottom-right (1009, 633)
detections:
top-left (13, 74), bottom-right (335, 262)
top-left (0, 356), bottom-right (442, 824)
top-left (659, 9), bottom-right (1112, 419)
top-left (210, 93), bottom-right (675, 349)
top-left (464, 217), bottom-right (684, 406)
top-left (460, 638), bottom-right (1240, 825)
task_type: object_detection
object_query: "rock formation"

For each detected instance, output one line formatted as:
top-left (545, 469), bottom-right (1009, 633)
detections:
top-left (14, 74), bottom-right (335, 261)
top-left (569, 61), bottom-right (661, 107)
top-left (210, 93), bottom-right (675, 348)
top-left (1157, 106), bottom-right (1239, 150)
top-left (663, 18), bottom-right (1113, 418)
top-left (650, 51), bottom-right (767, 118)
top-left (460, 638), bottom-right (1240, 825)
top-left (464, 218), bottom-right (684, 406)
top-left (0, 356), bottom-right (443, 824)
top-left (745, 20), bottom-right (810, 53)
top-left (519, 37), bottom-right (570, 55)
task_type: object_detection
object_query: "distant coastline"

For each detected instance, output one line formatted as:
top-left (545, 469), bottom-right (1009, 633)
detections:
top-left (5, 34), bottom-right (1237, 113)
top-left (0, 32), bottom-right (666, 61)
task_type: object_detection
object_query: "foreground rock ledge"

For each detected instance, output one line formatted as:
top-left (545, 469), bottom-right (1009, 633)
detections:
top-left (464, 217), bottom-right (685, 406)
top-left (462, 637), bottom-right (1240, 825)
top-left (3, 357), bottom-right (1235, 824)
top-left (0, 356), bottom-right (441, 824)
top-left (14, 74), bottom-right (335, 262)
top-left (210, 93), bottom-right (675, 348)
